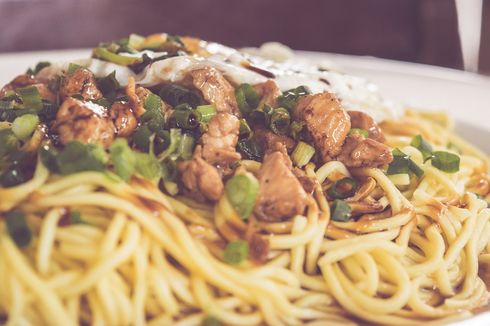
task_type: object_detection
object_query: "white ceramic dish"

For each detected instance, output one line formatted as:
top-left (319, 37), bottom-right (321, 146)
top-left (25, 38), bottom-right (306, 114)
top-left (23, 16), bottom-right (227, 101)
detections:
top-left (0, 49), bottom-right (489, 325)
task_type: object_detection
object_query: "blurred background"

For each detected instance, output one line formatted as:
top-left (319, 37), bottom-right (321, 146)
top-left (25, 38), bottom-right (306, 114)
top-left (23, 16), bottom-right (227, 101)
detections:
top-left (0, 0), bottom-right (489, 74)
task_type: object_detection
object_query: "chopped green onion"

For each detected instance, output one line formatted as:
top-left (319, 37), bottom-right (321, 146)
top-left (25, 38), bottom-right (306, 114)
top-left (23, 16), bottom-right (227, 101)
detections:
top-left (109, 138), bottom-right (136, 181)
top-left (159, 128), bottom-right (183, 160)
top-left (5, 210), bottom-right (32, 247)
top-left (348, 128), bottom-right (369, 138)
top-left (67, 63), bottom-right (82, 74)
top-left (0, 129), bottom-right (19, 160)
top-left (144, 93), bottom-right (162, 112)
top-left (248, 109), bottom-right (271, 128)
top-left (0, 169), bottom-right (27, 188)
top-left (93, 47), bottom-right (142, 66)
top-left (223, 240), bottom-right (249, 265)
top-left (202, 316), bottom-right (222, 326)
top-left (277, 85), bottom-right (310, 112)
top-left (225, 173), bottom-right (259, 219)
top-left (270, 108), bottom-right (290, 135)
top-left (127, 33), bottom-right (145, 50)
top-left (176, 133), bottom-right (195, 160)
top-left (57, 141), bottom-right (107, 175)
top-left (159, 84), bottom-right (201, 107)
top-left (69, 211), bottom-right (86, 225)
top-left (174, 103), bottom-right (193, 111)
top-left (387, 148), bottom-right (424, 178)
top-left (431, 151), bottom-right (460, 173)
top-left (328, 178), bottom-right (358, 199)
top-left (154, 129), bottom-right (171, 155)
top-left (410, 135), bottom-right (433, 162)
top-left (169, 109), bottom-right (201, 130)
top-left (17, 86), bottom-right (43, 110)
top-left (290, 121), bottom-right (305, 140)
top-left (330, 200), bottom-right (351, 222)
top-left (291, 141), bottom-right (315, 167)
top-left (140, 109), bottom-right (165, 133)
top-left (39, 144), bottom-right (60, 173)
top-left (235, 83), bottom-right (260, 115)
top-left (38, 101), bottom-right (59, 123)
top-left (238, 119), bottom-right (252, 139)
top-left (196, 104), bottom-right (217, 123)
top-left (96, 71), bottom-right (120, 98)
top-left (132, 125), bottom-right (153, 152)
top-left (135, 153), bottom-right (162, 180)
top-left (237, 139), bottom-right (263, 162)
top-left (11, 114), bottom-right (39, 140)
top-left (161, 159), bottom-right (178, 181)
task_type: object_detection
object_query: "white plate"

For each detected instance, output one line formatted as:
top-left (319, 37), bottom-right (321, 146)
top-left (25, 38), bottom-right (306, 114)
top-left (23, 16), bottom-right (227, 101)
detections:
top-left (0, 49), bottom-right (489, 325)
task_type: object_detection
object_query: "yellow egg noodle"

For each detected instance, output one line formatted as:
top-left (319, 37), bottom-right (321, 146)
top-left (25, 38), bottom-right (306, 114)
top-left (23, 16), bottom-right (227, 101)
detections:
top-left (0, 33), bottom-right (489, 326)
top-left (0, 108), bottom-right (489, 326)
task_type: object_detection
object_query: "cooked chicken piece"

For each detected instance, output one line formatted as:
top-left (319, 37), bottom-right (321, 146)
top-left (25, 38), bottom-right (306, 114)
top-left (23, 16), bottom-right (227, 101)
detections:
top-left (126, 76), bottom-right (148, 118)
top-left (201, 113), bottom-right (241, 175)
top-left (254, 144), bottom-right (308, 222)
top-left (253, 127), bottom-right (296, 154)
top-left (253, 79), bottom-right (281, 108)
top-left (53, 98), bottom-right (115, 147)
top-left (248, 233), bottom-right (270, 263)
top-left (348, 110), bottom-right (385, 142)
top-left (294, 92), bottom-right (351, 163)
top-left (59, 68), bottom-right (102, 101)
top-left (188, 67), bottom-right (239, 115)
top-left (0, 74), bottom-right (56, 102)
top-left (336, 134), bottom-right (393, 168)
top-left (110, 101), bottom-right (138, 137)
top-left (178, 146), bottom-right (224, 202)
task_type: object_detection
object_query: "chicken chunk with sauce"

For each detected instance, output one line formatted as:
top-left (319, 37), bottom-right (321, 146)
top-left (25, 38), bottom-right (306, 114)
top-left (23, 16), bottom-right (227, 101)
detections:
top-left (254, 144), bottom-right (308, 222)
top-left (0, 74), bottom-right (56, 103)
top-left (53, 97), bottom-right (115, 147)
top-left (59, 68), bottom-right (102, 101)
top-left (336, 133), bottom-right (393, 168)
top-left (348, 110), bottom-right (385, 143)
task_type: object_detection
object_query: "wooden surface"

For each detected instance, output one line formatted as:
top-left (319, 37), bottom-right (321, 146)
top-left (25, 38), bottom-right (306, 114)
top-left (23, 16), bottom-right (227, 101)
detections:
top-left (0, 0), bottom-right (488, 74)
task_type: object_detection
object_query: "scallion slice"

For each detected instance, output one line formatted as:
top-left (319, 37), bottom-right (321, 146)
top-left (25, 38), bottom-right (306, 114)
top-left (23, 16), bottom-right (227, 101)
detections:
top-left (93, 47), bottom-right (142, 66)
top-left (330, 200), bottom-right (351, 222)
top-left (67, 63), bottom-right (82, 74)
top-left (290, 121), bottom-right (305, 140)
top-left (431, 151), bottom-right (460, 173)
top-left (237, 139), bottom-right (263, 162)
top-left (144, 93), bottom-right (162, 112)
top-left (277, 85), bottom-right (310, 112)
top-left (17, 86), bottom-right (43, 110)
top-left (57, 141), bottom-right (107, 175)
top-left (196, 104), bottom-right (217, 123)
top-left (96, 71), bottom-right (120, 98)
top-left (291, 141), bottom-right (315, 167)
top-left (11, 114), bottom-right (39, 140)
top-left (238, 119), bottom-right (252, 139)
top-left (387, 148), bottom-right (424, 178)
top-left (410, 135), bottom-right (433, 162)
top-left (159, 84), bottom-right (201, 107)
top-left (270, 107), bottom-right (290, 135)
top-left (176, 133), bottom-right (195, 160)
top-left (348, 128), bottom-right (369, 138)
top-left (109, 138), bottom-right (136, 181)
top-left (5, 210), bottom-right (32, 247)
top-left (223, 240), bottom-right (249, 265)
top-left (135, 152), bottom-right (162, 180)
top-left (169, 109), bottom-right (201, 130)
top-left (225, 173), bottom-right (259, 220)
top-left (235, 83), bottom-right (260, 115)
top-left (328, 177), bottom-right (358, 199)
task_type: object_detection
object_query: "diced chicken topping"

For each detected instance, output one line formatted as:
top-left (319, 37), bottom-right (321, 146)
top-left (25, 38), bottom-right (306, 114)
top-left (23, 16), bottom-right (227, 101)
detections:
top-left (201, 113), bottom-right (241, 175)
top-left (178, 146), bottom-right (224, 202)
top-left (110, 101), bottom-right (138, 137)
top-left (0, 74), bottom-right (56, 103)
top-left (294, 92), bottom-right (351, 163)
top-left (336, 134), bottom-right (393, 168)
top-left (59, 68), bottom-right (102, 101)
top-left (53, 97), bottom-right (115, 147)
top-left (188, 67), bottom-right (239, 115)
top-left (348, 110), bottom-right (385, 143)
top-left (254, 144), bottom-right (308, 222)
top-left (253, 79), bottom-right (281, 108)
top-left (253, 127), bottom-right (296, 154)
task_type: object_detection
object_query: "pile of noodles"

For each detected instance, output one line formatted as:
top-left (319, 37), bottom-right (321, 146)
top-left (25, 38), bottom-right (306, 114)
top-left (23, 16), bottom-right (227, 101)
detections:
top-left (0, 109), bottom-right (489, 326)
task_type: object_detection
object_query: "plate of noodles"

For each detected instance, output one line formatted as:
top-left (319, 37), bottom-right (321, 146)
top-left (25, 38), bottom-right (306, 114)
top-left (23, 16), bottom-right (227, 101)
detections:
top-left (0, 34), bottom-right (489, 326)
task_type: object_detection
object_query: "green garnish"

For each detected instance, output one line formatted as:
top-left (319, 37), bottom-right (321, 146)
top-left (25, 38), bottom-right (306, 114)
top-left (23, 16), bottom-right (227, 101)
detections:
top-left (109, 138), bottom-right (136, 181)
top-left (169, 109), bottom-right (201, 130)
top-left (5, 210), bottom-right (32, 247)
top-left (144, 93), bottom-right (162, 112)
top-left (237, 139), bottom-right (263, 162)
top-left (431, 151), bottom-right (460, 173)
top-left (11, 114), bottom-right (39, 140)
top-left (410, 135), bottom-right (433, 162)
top-left (67, 63), bottom-right (83, 74)
top-left (223, 240), bottom-right (249, 265)
top-left (202, 316), bottom-right (222, 326)
top-left (328, 178), bottom-right (358, 199)
top-left (92, 47), bottom-right (142, 66)
top-left (57, 141), bottom-right (107, 175)
top-left (270, 107), bottom-right (290, 135)
top-left (238, 119), bottom-right (252, 139)
top-left (26, 61), bottom-right (51, 75)
top-left (235, 83), bottom-right (260, 115)
top-left (135, 153), bottom-right (161, 180)
top-left (290, 121), bottom-right (305, 140)
top-left (387, 148), bottom-right (424, 178)
top-left (291, 141), bottom-right (315, 167)
top-left (96, 71), bottom-right (120, 98)
top-left (196, 104), bottom-right (217, 123)
top-left (348, 128), bottom-right (369, 138)
top-left (330, 200), bottom-right (352, 222)
top-left (17, 86), bottom-right (43, 110)
top-left (225, 173), bottom-right (259, 219)
top-left (69, 211), bottom-right (86, 225)
top-left (158, 84), bottom-right (201, 107)
top-left (277, 85), bottom-right (310, 112)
